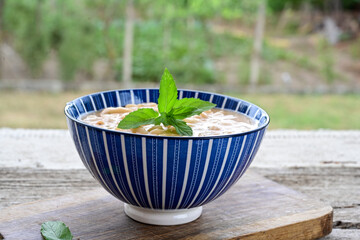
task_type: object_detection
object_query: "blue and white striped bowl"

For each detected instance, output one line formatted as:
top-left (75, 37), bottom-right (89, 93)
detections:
top-left (65, 89), bottom-right (269, 225)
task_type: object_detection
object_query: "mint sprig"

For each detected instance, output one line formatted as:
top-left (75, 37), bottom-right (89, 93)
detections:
top-left (118, 68), bottom-right (216, 136)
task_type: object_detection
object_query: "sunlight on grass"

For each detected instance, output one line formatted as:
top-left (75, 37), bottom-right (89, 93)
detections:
top-left (233, 94), bottom-right (360, 129)
top-left (0, 91), bottom-right (359, 130)
top-left (0, 91), bottom-right (92, 129)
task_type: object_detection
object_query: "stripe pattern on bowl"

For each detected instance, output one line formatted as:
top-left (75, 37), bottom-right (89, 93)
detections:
top-left (65, 89), bottom-right (269, 209)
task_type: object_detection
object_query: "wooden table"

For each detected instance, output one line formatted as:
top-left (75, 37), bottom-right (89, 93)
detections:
top-left (0, 129), bottom-right (359, 239)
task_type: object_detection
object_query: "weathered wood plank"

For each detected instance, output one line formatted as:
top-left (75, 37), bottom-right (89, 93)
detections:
top-left (322, 229), bottom-right (360, 240)
top-left (0, 168), bottom-right (99, 208)
top-left (0, 171), bottom-right (332, 240)
top-left (254, 167), bottom-right (360, 225)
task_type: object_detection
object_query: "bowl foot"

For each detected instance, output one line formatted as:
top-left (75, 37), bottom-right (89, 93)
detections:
top-left (124, 203), bottom-right (202, 225)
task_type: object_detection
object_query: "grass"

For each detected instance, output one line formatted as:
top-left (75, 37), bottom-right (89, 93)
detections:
top-left (0, 91), bottom-right (93, 129)
top-left (234, 94), bottom-right (360, 130)
top-left (0, 91), bottom-right (359, 130)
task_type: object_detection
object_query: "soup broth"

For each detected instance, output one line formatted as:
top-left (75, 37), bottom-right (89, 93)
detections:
top-left (82, 102), bottom-right (257, 137)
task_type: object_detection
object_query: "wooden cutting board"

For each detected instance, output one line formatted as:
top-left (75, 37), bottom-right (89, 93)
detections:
top-left (0, 171), bottom-right (332, 240)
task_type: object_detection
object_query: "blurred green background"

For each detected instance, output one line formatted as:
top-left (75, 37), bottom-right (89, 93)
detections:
top-left (0, 0), bottom-right (359, 129)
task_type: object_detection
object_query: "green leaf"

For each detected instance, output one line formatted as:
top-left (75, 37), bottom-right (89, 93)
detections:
top-left (158, 68), bottom-right (178, 114)
top-left (155, 113), bottom-right (170, 126)
top-left (41, 221), bottom-right (73, 240)
top-left (170, 106), bottom-right (197, 119)
top-left (171, 98), bottom-right (216, 119)
top-left (168, 118), bottom-right (193, 136)
top-left (118, 108), bottom-right (159, 129)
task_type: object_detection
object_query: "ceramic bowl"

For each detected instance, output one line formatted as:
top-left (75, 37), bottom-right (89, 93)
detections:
top-left (64, 89), bottom-right (269, 225)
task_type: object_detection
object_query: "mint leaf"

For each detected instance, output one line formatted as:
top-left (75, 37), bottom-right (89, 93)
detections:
top-left (168, 118), bottom-right (193, 136)
top-left (170, 106), bottom-right (197, 119)
top-left (41, 221), bottom-right (73, 240)
top-left (158, 68), bottom-right (178, 114)
top-left (171, 98), bottom-right (216, 119)
top-left (117, 108), bottom-right (159, 129)
top-left (155, 114), bottom-right (170, 126)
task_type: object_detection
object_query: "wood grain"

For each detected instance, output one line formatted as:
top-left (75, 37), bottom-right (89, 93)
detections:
top-left (0, 171), bottom-right (332, 240)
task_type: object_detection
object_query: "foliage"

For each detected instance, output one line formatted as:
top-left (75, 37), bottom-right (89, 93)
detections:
top-left (1, 0), bottom-right (344, 85)
top-left (262, 41), bottom-right (316, 71)
top-left (4, 0), bottom-right (50, 76)
top-left (138, 0), bottom-right (262, 22)
top-left (349, 38), bottom-right (360, 59)
top-left (128, 20), bottom-right (216, 84)
top-left (268, 0), bottom-right (304, 12)
top-left (268, 0), bottom-right (360, 11)
top-left (3, 0), bottom-right (106, 79)
top-left (2, 0), bottom-right (264, 83)
top-left (317, 38), bottom-right (335, 83)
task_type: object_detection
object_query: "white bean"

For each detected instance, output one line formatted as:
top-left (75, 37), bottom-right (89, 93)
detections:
top-left (102, 107), bottom-right (132, 114)
top-left (149, 129), bottom-right (165, 135)
top-left (132, 126), bottom-right (148, 134)
top-left (184, 118), bottom-right (199, 124)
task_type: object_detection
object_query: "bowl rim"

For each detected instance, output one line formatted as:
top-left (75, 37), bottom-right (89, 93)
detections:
top-left (64, 88), bottom-right (270, 139)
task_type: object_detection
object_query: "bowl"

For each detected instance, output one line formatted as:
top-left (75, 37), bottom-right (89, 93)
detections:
top-left (64, 89), bottom-right (269, 225)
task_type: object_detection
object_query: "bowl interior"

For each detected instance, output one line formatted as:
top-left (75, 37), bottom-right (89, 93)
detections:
top-left (65, 89), bottom-right (269, 137)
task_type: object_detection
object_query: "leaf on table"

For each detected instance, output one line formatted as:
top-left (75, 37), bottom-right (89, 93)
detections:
top-left (41, 221), bottom-right (73, 240)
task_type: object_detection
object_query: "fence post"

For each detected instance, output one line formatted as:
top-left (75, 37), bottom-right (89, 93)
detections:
top-left (122, 0), bottom-right (134, 88)
top-left (0, 0), bottom-right (5, 79)
top-left (249, 0), bottom-right (266, 88)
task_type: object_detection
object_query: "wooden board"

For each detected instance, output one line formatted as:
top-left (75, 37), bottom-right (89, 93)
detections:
top-left (0, 171), bottom-right (333, 240)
